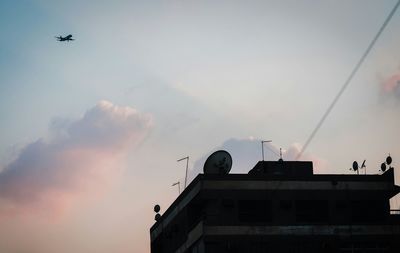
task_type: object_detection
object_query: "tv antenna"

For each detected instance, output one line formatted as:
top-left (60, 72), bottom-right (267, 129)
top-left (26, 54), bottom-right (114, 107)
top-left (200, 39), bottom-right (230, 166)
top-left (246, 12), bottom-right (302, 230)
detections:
top-left (177, 156), bottom-right (189, 188)
top-left (261, 140), bottom-right (272, 161)
top-left (172, 181), bottom-right (180, 194)
top-left (360, 160), bottom-right (366, 174)
top-left (203, 150), bottom-right (232, 175)
top-left (349, 160), bottom-right (366, 175)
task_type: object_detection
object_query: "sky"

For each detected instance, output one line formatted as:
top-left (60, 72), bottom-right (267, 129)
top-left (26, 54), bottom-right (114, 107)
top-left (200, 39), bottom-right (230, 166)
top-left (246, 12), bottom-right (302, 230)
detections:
top-left (0, 0), bottom-right (400, 252)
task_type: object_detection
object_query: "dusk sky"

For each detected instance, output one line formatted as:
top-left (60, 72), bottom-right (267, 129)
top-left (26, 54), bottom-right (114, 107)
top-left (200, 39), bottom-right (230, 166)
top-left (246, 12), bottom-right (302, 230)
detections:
top-left (1, 1), bottom-right (400, 252)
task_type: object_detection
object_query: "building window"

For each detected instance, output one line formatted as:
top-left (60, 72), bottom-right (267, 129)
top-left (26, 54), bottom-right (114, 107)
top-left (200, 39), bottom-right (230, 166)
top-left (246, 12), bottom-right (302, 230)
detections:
top-left (238, 200), bottom-right (272, 222)
top-left (280, 200), bottom-right (293, 210)
top-left (351, 200), bottom-right (386, 222)
top-left (296, 200), bottom-right (329, 222)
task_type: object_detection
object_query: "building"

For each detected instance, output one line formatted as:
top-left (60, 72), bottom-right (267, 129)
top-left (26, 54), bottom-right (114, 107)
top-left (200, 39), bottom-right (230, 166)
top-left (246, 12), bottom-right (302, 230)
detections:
top-left (150, 159), bottom-right (400, 253)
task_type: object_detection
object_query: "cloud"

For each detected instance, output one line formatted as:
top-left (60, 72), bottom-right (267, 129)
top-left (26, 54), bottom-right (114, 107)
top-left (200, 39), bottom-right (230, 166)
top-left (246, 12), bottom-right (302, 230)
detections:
top-left (189, 138), bottom-right (327, 182)
top-left (0, 101), bottom-right (152, 217)
top-left (282, 142), bottom-right (328, 173)
top-left (380, 73), bottom-right (400, 99)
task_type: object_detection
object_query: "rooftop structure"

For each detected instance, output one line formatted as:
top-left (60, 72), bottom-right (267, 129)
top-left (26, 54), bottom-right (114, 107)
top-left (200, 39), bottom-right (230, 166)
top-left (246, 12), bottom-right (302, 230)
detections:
top-left (150, 158), bottom-right (400, 253)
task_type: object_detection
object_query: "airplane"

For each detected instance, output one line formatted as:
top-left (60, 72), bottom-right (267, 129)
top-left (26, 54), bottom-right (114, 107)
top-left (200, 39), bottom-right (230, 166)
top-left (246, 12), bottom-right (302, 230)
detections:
top-left (55, 34), bottom-right (74, 41)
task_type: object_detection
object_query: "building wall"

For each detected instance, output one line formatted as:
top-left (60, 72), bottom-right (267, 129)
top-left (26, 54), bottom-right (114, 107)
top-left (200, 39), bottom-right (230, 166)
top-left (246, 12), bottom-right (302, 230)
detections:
top-left (150, 172), bottom-right (400, 253)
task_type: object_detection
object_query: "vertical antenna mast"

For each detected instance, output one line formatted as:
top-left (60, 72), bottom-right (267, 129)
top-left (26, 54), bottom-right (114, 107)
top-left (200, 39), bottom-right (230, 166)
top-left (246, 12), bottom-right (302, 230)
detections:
top-left (261, 140), bottom-right (272, 161)
top-left (177, 156), bottom-right (189, 188)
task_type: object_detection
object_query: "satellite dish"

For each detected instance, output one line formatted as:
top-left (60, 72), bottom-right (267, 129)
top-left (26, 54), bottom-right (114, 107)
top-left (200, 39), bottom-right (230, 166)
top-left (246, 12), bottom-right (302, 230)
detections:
top-left (352, 161), bottom-right (359, 171)
top-left (386, 155), bottom-right (392, 165)
top-left (155, 213), bottom-right (161, 221)
top-left (381, 163), bottom-right (387, 172)
top-left (203, 150), bottom-right (232, 175)
top-left (154, 204), bottom-right (160, 213)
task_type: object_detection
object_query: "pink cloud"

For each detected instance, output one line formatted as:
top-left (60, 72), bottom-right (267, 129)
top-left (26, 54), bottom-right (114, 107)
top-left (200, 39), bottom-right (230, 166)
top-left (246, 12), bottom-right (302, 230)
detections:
top-left (283, 142), bottom-right (328, 173)
top-left (380, 73), bottom-right (400, 100)
top-left (381, 73), bottom-right (400, 92)
top-left (0, 101), bottom-right (153, 218)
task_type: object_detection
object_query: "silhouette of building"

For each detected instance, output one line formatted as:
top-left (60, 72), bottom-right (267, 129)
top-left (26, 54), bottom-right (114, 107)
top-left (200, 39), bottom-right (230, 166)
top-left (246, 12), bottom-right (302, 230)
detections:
top-left (150, 160), bottom-right (400, 253)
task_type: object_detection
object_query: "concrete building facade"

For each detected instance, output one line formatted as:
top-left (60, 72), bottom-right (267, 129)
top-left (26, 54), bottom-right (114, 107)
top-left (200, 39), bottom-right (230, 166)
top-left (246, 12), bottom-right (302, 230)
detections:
top-left (150, 160), bottom-right (400, 253)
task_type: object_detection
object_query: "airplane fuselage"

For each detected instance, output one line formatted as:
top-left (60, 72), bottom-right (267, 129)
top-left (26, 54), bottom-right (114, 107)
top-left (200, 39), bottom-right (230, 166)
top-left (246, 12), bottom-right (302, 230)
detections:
top-left (56, 34), bottom-right (74, 41)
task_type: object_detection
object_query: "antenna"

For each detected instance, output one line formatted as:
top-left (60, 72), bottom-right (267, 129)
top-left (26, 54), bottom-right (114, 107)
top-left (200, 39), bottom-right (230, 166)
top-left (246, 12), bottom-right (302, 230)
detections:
top-left (279, 148), bottom-right (283, 161)
top-left (350, 160), bottom-right (368, 175)
top-left (177, 156), bottom-right (189, 188)
top-left (361, 160), bottom-right (366, 175)
top-left (203, 150), bottom-right (232, 175)
top-left (172, 181), bottom-right (180, 194)
top-left (261, 140), bottom-right (272, 161)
